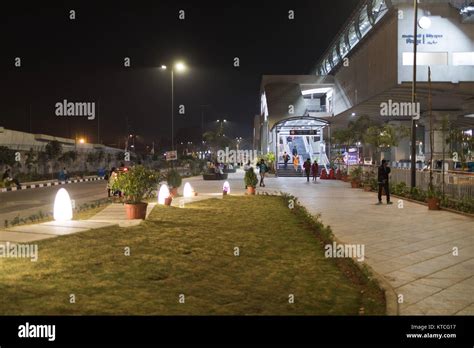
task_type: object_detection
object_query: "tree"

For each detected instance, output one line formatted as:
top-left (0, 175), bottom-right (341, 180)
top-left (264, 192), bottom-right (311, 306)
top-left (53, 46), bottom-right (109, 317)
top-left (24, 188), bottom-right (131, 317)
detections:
top-left (203, 129), bottom-right (232, 157)
top-left (0, 146), bottom-right (16, 167)
top-left (44, 140), bottom-right (62, 161)
top-left (364, 124), bottom-right (400, 164)
top-left (25, 148), bottom-right (38, 173)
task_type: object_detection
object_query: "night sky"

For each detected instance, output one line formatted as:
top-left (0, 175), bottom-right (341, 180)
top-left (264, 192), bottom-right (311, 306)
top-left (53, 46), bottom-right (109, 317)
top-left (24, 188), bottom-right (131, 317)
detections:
top-left (0, 0), bottom-right (359, 150)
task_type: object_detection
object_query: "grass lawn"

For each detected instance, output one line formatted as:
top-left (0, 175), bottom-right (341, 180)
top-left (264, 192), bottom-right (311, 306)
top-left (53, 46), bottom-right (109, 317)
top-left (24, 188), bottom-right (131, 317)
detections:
top-left (0, 195), bottom-right (385, 315)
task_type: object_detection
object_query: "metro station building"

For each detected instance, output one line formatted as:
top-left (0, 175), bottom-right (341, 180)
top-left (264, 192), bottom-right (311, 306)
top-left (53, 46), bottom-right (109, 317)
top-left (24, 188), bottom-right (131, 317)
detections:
top-left (255, 0), bottom-right (474, 174)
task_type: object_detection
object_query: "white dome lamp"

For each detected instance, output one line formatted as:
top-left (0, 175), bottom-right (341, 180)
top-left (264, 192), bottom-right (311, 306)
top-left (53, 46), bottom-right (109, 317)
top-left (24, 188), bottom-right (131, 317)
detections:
top-left (53, 188), bottom-right (73, 221)
top-left (418, 16), bottom-right (431, 29)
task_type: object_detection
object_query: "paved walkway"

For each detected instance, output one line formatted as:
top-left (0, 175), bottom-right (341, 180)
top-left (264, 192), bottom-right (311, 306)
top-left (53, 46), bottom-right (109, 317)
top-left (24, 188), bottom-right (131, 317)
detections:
top-left (184, 171), bottom-right (474, 315)
top-left (0, 203), bottom-right (156, 243)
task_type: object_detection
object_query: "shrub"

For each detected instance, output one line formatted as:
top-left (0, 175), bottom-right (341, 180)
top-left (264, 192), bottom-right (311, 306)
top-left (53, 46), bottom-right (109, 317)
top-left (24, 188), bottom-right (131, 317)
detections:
top-left (166, 169), bottom-right (182, 188)
top-left (244, 168), bottom-right (258, 188)
top-left (112, 165), bottom-right (159, 204)
top-left (350, 166), bottom-right (363, 182)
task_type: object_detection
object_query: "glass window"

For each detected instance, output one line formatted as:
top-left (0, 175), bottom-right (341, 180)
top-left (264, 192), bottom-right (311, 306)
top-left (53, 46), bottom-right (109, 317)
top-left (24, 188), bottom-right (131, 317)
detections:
top-left (371, 0), bottom-right (388, 24)
top-left (331, 47), bottom-right (340, 67)
top-left (359, 5), bottom-right (371, 38)
top-left (348, 22), bottom-right (358, 48)
top-left (339, 34), bottom-right (350, 58)
top-left (325, 58), bottom-right (332, 73)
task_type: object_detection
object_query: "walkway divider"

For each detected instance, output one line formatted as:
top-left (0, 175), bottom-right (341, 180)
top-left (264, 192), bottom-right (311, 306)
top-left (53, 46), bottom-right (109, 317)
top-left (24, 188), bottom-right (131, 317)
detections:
top-left (0, 176), bottom-right (104, 193)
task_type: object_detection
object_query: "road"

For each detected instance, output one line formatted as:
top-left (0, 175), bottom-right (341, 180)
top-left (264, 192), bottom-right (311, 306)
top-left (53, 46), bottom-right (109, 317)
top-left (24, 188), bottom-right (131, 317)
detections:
top-left (0, 180), bottom-right (107, 224)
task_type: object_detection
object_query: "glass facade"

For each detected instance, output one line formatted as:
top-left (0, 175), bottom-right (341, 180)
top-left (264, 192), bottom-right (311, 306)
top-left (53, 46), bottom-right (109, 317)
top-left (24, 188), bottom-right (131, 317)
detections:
top-left (315, 0), bottom-right (390, 75)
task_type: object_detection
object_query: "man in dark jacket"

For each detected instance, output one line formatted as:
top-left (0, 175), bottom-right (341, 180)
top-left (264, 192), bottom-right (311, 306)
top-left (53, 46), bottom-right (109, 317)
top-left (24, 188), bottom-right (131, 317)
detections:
top-left (303, 158), bottom-right (311, 182)
top-left (377, 160), bottom-right (392, 205)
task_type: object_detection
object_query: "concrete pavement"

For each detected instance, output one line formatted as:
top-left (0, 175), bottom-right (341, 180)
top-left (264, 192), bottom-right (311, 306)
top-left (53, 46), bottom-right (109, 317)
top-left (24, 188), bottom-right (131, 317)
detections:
top-left (0, 203), bottom-right (156, 242)
top-left (179, 171), bottom-right (474, 315)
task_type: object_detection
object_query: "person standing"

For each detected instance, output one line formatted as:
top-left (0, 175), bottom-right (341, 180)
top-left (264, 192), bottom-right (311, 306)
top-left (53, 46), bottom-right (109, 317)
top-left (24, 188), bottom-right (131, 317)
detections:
top-left (377, 159), bottom-right (392, 205)
top-left (292, 145), bottom-right (298, 157)
top-left (303, 158), bottom-right (311, 182)
top-left (282, 152), bottom-right (290, 169)
top-left (257, 159), bottom-right (268, 187)
top-left (311, 160), bottom-right (319, 182)
top-left (293, 155), bottom-right (299, 172)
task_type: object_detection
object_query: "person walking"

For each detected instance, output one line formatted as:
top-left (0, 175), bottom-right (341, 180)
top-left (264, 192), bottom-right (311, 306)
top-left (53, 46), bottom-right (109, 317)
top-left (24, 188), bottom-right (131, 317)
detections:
top-left (293, 155), bottom-right (299, 172)
top-left (282, 152), bottom-right (290, 169)
top-left (292, 145), bottom-right (298, 157)
top-left (257, 159), bottom-right (269, 187)
top-left (311, 160), bottom-right (319, 182)
top-left (377, 159), bottom-right (392, 205)
top-left (303, 158), bottom-right (311, 182)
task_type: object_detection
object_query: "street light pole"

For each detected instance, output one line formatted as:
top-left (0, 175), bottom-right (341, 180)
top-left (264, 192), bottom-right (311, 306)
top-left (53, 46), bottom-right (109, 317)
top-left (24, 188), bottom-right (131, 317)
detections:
top-left (171, 68), bottom-right (174, 151)
top-left (410, 0), bottom-right (418, 189)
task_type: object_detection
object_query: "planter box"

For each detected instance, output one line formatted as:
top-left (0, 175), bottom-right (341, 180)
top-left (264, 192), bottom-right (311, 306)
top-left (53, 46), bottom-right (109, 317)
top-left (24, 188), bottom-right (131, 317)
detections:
top-left (125, 202), bottom-right (148, 220)
top-left (203, 173), bottom-right (228, 181)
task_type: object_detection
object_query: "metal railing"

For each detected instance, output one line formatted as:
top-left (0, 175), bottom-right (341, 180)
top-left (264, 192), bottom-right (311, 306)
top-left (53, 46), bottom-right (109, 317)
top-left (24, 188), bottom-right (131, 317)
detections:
top-left (388, 168), bottom-right (473, 200)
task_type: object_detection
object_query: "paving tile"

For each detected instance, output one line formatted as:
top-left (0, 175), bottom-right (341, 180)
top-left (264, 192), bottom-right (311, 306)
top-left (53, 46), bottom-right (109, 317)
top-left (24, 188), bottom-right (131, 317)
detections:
top-left (0, 230), bottom-right (56, 242)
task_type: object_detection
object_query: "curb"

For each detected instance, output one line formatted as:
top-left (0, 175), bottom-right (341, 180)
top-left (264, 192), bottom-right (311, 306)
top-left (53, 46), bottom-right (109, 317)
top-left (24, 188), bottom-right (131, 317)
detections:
top-left (329, 233), bottom-right (399, 316)
top-left (0, 177), bottom-right (104, 193)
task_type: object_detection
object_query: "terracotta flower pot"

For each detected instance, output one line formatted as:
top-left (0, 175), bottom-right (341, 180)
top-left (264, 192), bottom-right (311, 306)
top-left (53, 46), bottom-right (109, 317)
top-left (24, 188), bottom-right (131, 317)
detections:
top-left (246, 186), bottom-right (256, 195)
top-left (350, 180), bottom-right (360, 188)
top-left (125, 202), bottom-right (148, 220)
top-left (164, 197), bottom-right (173, 206)
top-left (363, 184), bottom-right (372, 192)
top-left (427, 197), bottom-right (440, 210)
top-left (170, 187), bottom-right (178, 197)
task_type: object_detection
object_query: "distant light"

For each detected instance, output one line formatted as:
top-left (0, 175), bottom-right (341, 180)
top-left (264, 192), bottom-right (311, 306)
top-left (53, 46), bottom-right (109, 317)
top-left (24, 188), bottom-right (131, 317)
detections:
top-left (175, 62), bottom-right (186, 72)
top-left (183, 182), bottom-right (194, 198)
top-left (161, 65), bottom-right (167, 70)
top-left (54, 188), bottom-right (73, 221)
top-left (158, 184), bottom-right (170, 205)
top-left (418, 16), bottom-right (431, 29)
top-left (223, 181), bottom-right (230, 194)
top-left (78, 138), bottom-right (85, 144)
top-left (223, 119), bottom-right (227, 122)
top-left (351, 112), bottom-right (356, 117)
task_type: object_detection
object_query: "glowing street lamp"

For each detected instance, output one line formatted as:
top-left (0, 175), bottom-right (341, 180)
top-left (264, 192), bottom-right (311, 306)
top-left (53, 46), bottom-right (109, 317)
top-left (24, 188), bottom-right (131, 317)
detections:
top-left (53, 188), bottom-right (73, 221)
top-left (161, 61), bottom-right (187, 151)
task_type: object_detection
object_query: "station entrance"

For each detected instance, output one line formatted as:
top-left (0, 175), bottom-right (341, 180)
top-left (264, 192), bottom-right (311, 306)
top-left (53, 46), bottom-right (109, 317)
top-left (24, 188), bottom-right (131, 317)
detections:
top-left (270, 117), bottom-right (330, 177)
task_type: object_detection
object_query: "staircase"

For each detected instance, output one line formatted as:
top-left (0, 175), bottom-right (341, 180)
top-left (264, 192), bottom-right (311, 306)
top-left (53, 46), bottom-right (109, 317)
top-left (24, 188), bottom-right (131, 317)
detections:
top-left (276, 165), bottom-right (305, 177)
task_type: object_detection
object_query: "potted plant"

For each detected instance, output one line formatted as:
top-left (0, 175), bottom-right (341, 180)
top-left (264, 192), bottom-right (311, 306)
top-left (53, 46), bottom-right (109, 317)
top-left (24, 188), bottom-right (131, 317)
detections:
top-left (362, 168), bottom-right (375, 191)
top-left (112, 165), bottom-right (159, 219)
top-left (166, 169), bottom-right (182, 197)
top-left (244, 168), bottom-right (258, 195)
top-left (350, 166), bottom-right (362, 188)
top-left (427, 185), bottom-right (442, 211)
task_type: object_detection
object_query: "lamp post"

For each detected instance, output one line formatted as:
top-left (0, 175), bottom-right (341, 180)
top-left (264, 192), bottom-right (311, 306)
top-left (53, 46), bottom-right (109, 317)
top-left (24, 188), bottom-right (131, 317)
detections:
top-left (161, 62), bottom-right (187, 152)
top-left (410, 0), bottom-right (418, 189)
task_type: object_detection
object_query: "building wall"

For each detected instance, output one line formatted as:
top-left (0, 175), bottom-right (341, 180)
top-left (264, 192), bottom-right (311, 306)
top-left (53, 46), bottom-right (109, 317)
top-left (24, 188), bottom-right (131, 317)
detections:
top-left (333, 11), bottom-right (399, 116)
top-left (397, 3), bottom-right (474, 84)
